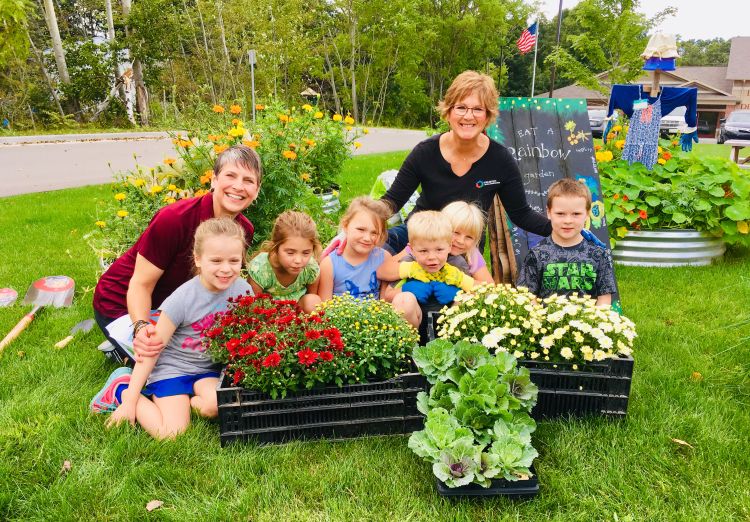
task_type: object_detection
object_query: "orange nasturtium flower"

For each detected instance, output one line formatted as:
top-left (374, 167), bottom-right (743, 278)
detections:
top-left (332, 114), bottom-right (343, 122)
top-left (304, 138), bottom-right (316, 147)
top-left (662, 151), bottom-right (672, 160)
top-left (282, 150), bottom-right (297, 160)
top-left (212, 105), bottom-right (225, 113)
top-left (163, 157), bottom-right (176, 166)
top-left (230, 104), bottom-right (242, 114)
top-left (638, 209), bottom-right (648, 219)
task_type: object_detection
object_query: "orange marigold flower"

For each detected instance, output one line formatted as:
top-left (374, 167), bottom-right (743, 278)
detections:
top-left (279, 114), bottom-right (289, 123)
top-left (301, 172), bottom-right (311, 182)
top-left (288, 143), bottom-right (297, 149)
top-left (256, 104), bottom-right (265, 110)
top-left (200, 171), bottom-right (213, 185)
top-left (304, 138), bottom-right (316, 147)
top-left (214, 144), bottom-right (228, 154)
top-left (230, 104), bottom-right (241, 114)
top-left (163, 157), bottom-right (176, 166)
top-left (194, 188), bottom-right (209, 197)
top-left (212, 104), bottom-right (225, 113)
top-left (282, 150), bottom-right (297, 160)
top-left (232, 118), bottom-right (241, 126)
top-left (242, 139), bottom-right (260, 149)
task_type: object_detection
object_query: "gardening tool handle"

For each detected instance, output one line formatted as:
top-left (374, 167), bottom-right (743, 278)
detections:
top-left (54, 335), bottom-right (74, 349)
top-left (0, 307), bottom-right (39, 353)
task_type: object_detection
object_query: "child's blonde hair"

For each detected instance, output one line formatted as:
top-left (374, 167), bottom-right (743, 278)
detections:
top-left (546, 178), bottom-right (592, 211)
top-left (407, 211), bottom-right (453, 244)
top-left (260, 210), bottom-right (322, 269)
top-left (193, 217), bottom-right (248, 271)
top-left (441, 201), bottom-right (485, 264)
top-left (340, 196), bottom-right (391, 246)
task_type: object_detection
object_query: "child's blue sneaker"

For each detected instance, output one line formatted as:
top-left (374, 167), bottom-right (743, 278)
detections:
top-left (90, 367), bottom-right (132, 414)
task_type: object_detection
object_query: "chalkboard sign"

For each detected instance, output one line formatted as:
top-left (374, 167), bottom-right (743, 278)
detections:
top-left (486, 97), bottom-right (620, 309)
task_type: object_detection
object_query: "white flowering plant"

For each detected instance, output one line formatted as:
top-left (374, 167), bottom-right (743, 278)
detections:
top-left (436, 284), bottom-right (636, 366)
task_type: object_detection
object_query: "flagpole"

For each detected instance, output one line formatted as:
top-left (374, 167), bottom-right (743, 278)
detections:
top-left (530, 20), bottom-right (539, 97)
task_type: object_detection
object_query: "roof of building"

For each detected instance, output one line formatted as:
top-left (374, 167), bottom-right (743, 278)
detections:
top-left (727, 37), bottom-right (750, 80)
top-left (676, 66), bottom-right (734, 93)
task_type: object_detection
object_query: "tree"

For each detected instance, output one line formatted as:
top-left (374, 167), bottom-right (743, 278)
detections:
top-left (39, 0), bottom-right (70, 85)
top-left (678, 38), bottom-right (730, 66)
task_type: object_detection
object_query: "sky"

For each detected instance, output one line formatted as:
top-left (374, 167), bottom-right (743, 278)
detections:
top-left (536, 0), bottom-right (749, 40)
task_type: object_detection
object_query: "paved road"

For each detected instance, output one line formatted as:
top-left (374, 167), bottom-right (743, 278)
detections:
top-left (0, 128), bottom-right (427, 198)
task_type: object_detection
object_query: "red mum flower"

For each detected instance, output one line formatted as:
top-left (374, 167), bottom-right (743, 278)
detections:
top-left (232, 369), bottom-right (245, 385)
top-left (305, 330), bottom-right (321, 340)
top-left (319, 351), bottom-right (334, 362)
top-left (638, 209), bottom-right (648, 219)
top-left (264, 332), bottom-right (277, 347)
top-left (297, 348), bottom-right (319, 366)
top-left (226, 338), bottom-right (241, 354)
top-left (262, 352), bottom-right (282, 368)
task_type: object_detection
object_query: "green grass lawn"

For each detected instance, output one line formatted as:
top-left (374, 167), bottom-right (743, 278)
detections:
top-left (1, 153), bottom-right (749, 520)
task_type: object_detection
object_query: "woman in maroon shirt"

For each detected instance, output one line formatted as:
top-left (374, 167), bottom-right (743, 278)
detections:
top-left (93, 145), bottom-right (261, 365)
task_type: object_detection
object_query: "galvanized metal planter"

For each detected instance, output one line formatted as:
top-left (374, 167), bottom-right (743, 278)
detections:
top-left (316, 190), bottom-right (341, 214)
top-left (612, 229), bottom-right (725, 267)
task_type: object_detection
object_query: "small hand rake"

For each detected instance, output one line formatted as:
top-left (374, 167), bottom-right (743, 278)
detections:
top-left (0, 276), bottom-right (75, 354)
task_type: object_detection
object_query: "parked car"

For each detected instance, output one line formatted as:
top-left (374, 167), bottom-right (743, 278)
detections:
top-left (588, 108), bottom-right (607, 138)
top-left (659, 106), bottom-right (689, 137)
top-left (718, 110), bottom-right (750, 143)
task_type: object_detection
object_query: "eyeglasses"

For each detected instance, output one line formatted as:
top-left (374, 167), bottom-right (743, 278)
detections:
top-left (452, 105), bottom-right (487, 117)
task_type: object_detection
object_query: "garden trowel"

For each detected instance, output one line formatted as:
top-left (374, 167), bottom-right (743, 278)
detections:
top-left (54, 318), bottom-right (95, 349)
top-left (0, 276), bottom-right (75, 355)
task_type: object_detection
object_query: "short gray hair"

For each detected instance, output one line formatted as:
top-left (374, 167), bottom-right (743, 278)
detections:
top-left (213, 145), bottom-right (263, 184)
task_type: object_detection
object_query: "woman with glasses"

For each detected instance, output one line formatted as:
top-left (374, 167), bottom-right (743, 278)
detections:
top-left (380, 70), bottom-right (551, 254)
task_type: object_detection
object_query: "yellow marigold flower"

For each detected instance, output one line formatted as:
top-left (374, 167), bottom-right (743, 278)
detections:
top-left (612, 125), bottom-right (622, 132)
top-left (615, 139), bottom-right (625, 150)
top-left (282, 150), bottom-right (297, 160)
top-left (214, 144), bottom-right (228, 154)
top-left (228, 127), bottom-right (244, 137)
top-left (133, 179), bottom-right (145, 187)
top-left (657, 158), bottom-right (666, 165)
top-left (149, 185), bottom-right (164, 194)
top-left (243, 139), bottom-right (260, 149)
top-left (345, 125), bottom-right (353, 131)
top-left (332, 114), bottom-right (343, 122)
top-left (212, 104), bottom-right (225, 113)
top-left (256, 104), bottom-right (265, 110)
top-left (354, 142), bottom-right (362, 149)
top-left (95, 220), bottom-right (106, 228)
top-left (168, 184), bottom-right (177, 191)
top-left (363, 128), bottom-right (369, 134)
top-left (279, 114), bottom-right (289, 123)
top-left (302, 104), bottom-right (313, 112)
top-left (117, 210), bottom-right (129, 218)
top-left (163, 157), bottom-right (176, 166)
top-left (344, 115), bottom-right (355, 125)
top-left (230, 104), bottom-right (241, 114)
top-left (314, 111), bottom-right (323, 119)
top-left (301, 172), bottom-right (311, 181)
top-left (194, 188), bottom-right (209, 197)
top-left (114, 193), bottom-right (126, 201)
top-left (658, 146), bottom-right (663, 153)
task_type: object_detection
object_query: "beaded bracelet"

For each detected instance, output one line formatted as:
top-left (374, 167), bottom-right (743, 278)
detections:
top-left (132, 319), bottom-right (151, 338)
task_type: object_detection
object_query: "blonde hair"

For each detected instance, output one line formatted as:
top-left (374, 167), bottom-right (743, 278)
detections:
top-left (193, 217), bottom-right (248, 271)
top-left (546, 178), bottom-right (592, 211)
top-left (437, 70), bottom-right (499, 130)
top-left (441, 201), bottom-right (485, 264)
top-left (259, 210), bottom-right (322, 268)
top-left (407, 211), bottom-right (453, 244)
top-left (340, 196), bottom-right (391, 246)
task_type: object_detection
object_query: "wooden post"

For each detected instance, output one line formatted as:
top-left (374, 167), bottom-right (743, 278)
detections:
top-left (651, 69), bottom-right (661, 94)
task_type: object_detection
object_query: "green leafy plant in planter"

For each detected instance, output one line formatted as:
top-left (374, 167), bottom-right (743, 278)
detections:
top-left (596, 125), bottom-right (750, 247)
top-left (408, 339), bottom-right (538, 488)
top-left (312, 294), bottom-right (418, 382)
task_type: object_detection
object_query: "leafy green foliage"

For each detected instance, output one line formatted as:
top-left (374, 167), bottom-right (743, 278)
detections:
top-left (409, 339), bottom-right (538, 488)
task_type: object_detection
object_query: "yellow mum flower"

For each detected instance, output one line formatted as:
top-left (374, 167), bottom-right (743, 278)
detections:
top-left (230, 104), bottom-right (241, 114)
top-left (332, 114), bottom-right (343, 122)
top-left (314, 111), bottom-right (323, 119)
top-left (114, 193), bottom-right (126, 201)
top-left (117, 210), bottom-right (129, 218)
top-left (344, 115), bottom-right (355, 125)
top-left (95, 220), bottom-right (106, 228)
top-left (212, 105), bottom-right (225, 113)
top-left (658, 146), bottom-right (663, 153)
top-left (302, 104), bottom-right (313, 112)
top-left (163, 157), bottom-right (176, 166)
top-left (282, 150), bottom-right (297, 160)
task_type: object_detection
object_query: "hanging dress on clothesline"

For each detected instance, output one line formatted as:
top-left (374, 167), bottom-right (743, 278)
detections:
top-left (622, 97), bottom-right (662, 169)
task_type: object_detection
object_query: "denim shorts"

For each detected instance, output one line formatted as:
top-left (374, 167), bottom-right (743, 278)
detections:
top-left (142, 372), bottom-right (221, 398)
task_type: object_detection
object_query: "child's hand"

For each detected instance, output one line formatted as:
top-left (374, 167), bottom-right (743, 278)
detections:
top-left (441, 264), bottom-right (474, 291)
top-left (106, 401), bottom-right (137, 428)
top-left (133, 324), bottom-right (164, 362)
top-left (398, 262), bottom-right (431, 283)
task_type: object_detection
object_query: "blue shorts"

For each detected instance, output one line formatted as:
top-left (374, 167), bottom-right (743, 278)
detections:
top-left (142, 372), bottom-right (221, 398)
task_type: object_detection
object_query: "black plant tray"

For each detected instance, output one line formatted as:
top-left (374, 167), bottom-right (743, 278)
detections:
top-left (436, 466), bottom-right (539, 499)
top-left (425, 311), bottom-right (633, 420)
top-left (217, 372), bottom-right (428, 446)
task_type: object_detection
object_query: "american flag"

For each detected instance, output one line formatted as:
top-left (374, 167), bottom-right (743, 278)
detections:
top-left (516, 22), bottom-right (537, 54)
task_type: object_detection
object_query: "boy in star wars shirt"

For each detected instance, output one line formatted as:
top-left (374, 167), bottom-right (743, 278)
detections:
top-left (517, 179), bottom-right (616, 306)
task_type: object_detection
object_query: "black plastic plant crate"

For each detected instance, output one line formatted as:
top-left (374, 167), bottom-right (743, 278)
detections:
top-left (217, 372), bottom-right (428, 446)
top-left (425, 311), bottom-right (633, 420)
top-left (436, 465), bottom-right (539, 499)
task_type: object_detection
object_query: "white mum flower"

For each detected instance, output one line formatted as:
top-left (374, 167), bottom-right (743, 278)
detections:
top-left (560, 347), bottom-right (574, 359)
top-left (540, 336), bottom-right (554, 349)
top-left (593, 349), bottom-right (607, 361)
top-left (513, 350), bottom-right (524, 358)
top-left (598, 335), bottom-right (613, 350)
